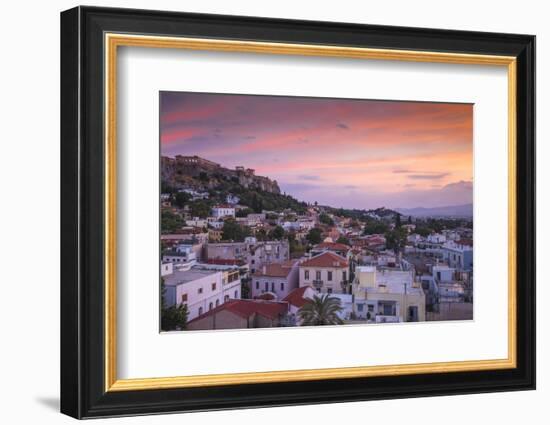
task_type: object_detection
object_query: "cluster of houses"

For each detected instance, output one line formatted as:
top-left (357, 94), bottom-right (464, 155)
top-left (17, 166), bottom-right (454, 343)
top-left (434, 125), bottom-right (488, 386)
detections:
top-left (160, 188), bottom-right (474, 331)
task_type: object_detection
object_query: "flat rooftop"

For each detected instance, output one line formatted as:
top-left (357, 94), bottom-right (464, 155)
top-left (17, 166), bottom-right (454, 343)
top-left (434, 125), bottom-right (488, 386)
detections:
top-left (164, 268), bottom-right (217, 286)
top-left (164, 263), bottom-right (238, 286)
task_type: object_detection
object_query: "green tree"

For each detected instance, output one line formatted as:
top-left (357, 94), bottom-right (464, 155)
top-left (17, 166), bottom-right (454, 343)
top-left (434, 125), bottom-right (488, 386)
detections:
top-left (173, 191), bottom-right (191, 208)
top-left (222, 218), bottom-right (250, 241)
top-left (363, 220), bottom-right (389, 235)
top-left (415, 226), bottom-right (430, 237)
top-left (160, 280), bottom-right (189, 331)
top-left (395, 213), bottom-right (402, 228)
top-left (298, 294), bottom-right (344, 326)
top-left (255, 228), bottom-right (268, 241)
top-left (385, 227), bottom-right (407, 253)
top-left (306, 228), bottom-right (322, 245)
top-left (161, 209), bottom-right (183, 233)
top-left (161, 181), bottom-right (176, 194)
top-left (189, 200), bottom-right (211, 218)
top-left (161, 304), bottom-right (189, 331)
top-left (336, 236), bottom-right (350, 246)
top-left (270, 225), bottom-right (285, 240)
top-left (240, 277), bottom-right (251, 299)
top-left (235, 207), bottom-right (254, 218)
top-left (319, 213), bottom-right (334, 226)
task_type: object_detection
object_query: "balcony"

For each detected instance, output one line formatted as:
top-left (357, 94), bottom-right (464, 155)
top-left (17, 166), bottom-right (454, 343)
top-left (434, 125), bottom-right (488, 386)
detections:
top-left (312, 279), bottom-right (323, 288)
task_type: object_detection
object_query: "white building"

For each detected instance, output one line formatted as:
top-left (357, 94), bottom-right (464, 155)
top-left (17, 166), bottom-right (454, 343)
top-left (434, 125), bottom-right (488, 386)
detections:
top-left (441, 240), bottom-right (473, 271)
top-left (161, 261), bottom-right (173, 277)
top-left (427, 233), bottom-right (446, 244)
top-left (162, 263), bottom-right (242, 321)
top-left (247, 213), bottom-right (266, 222)
top-left (211, 205), bottom-right (235, 219)
top-left (376, 251), bottom-right (398, 267)
top-left (282, 286), bottom-right (352, 323)
top-left (185, 217), bottom-right (207, 227)
top-left (352, 266), bottom-right (426, 323)
top-left (179, 188), bottom-right (209, 200)
top-left (432, 264), bottom-right (455, 282)
top-left (251, 260), bottom-right (299, 300)
top-left (207, 239), bottom-right (290, 274)
top-left (226, 194), bottom-right (240, 205)
top-left (208, 220), bottom-right (225, 230)
top-left (407, 233), bottom-right (423, 244)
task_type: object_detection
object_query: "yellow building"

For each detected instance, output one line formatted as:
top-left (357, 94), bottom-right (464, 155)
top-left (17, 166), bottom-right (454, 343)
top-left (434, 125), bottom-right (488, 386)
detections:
top-left (299, 251), bottom-right (350, 294)
top-left (352, 266), bottom-right (426, 323)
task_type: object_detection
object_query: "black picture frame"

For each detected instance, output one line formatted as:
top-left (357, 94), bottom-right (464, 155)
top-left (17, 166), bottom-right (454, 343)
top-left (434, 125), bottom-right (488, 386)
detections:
top-left (61, 5), bottom-right (535, 419)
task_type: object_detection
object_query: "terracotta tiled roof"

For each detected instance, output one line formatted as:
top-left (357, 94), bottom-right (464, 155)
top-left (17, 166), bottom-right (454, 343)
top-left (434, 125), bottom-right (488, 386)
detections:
top-left (283, 286), bottom-right (311, 308)
top-left (300, 251), bottom-right (349, 268)
top-left (253, 260), bottom-right (297, 277)
top-left (314, 242), bottom-right (351, 251)
top-left (457, 239), bottom-right (473, 247)
top-left (188, 299), bottom-right (288, 323)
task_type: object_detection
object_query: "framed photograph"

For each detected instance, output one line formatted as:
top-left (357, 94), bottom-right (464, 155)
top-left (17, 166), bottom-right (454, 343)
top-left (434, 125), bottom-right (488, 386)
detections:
top-left (60, 6), bottom-right (535, 419)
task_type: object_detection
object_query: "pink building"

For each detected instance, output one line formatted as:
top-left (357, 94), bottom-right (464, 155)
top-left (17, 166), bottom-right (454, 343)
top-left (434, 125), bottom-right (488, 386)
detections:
top-left (251, 260), bottom-right (299, 300)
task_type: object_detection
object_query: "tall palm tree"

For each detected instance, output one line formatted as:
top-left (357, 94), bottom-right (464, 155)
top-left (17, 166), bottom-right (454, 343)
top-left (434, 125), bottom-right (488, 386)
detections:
top-left (298, 294), bottom-right (344, 326)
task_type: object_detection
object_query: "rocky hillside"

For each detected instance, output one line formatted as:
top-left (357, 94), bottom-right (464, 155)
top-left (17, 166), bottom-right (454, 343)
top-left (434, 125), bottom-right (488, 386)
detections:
top-left (161, 155), bottom-right (281, 194)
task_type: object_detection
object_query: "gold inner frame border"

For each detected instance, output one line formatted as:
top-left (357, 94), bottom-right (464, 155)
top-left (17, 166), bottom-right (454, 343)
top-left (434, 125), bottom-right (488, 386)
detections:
top-left (104, 33), bottom-right (517, 392)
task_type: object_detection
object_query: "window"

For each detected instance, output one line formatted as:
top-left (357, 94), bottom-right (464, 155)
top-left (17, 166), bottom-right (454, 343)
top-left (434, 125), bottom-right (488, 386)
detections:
top-left (198, 307), bottom-right (203, 315)
top-left (280, 282), bottom-right (284, 291)
top-left (327, 271), bottom-right (333, 281)
top-left (368, 305), bottom-right (374, 312)
top-left (271, 282), bottom-right (275, 292)
top-left (212, 282), bottom-right (217, 291)
top-left (304, 270), bottom-right (309, 280)
top-left (224, 295), bottom-right (229, 302)
top-left (315, 270), bottom-right (321, 280)
top-left (256, 281), bottom-right (259, 290)
top-left (215, 299), bottom-right (220, 307)
top-left (265, 282), bottom-right (268, 291)
top-left (343, 271), bottom-right (347, 281)
top-left (327, 288), bottom-right (333, 294)
top-left (234, 290), bottom-right (238, 298)
top-left (197, 287), bottom-right (203, 294)
top-left (209, 302), bottom-right (213, 311)
top-left (357, 303), bottom-right (364, 312)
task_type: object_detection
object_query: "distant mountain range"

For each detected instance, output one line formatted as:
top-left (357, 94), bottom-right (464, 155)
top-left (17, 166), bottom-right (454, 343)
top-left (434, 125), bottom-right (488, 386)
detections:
top-left (396, 203), bottom-right (473, 218)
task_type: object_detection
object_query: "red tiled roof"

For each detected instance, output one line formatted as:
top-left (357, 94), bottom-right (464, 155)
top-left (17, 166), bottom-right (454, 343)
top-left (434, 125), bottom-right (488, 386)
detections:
top-left (457, 238), bottom-right (473, 247)
top-left (300, 251), bottom-right (349, 268)
top-left (213, 204), bottom-right (234, 209)
top-left (314, 242), bottom-right (351, 251)
top-left (283, 286), bottom-right (311, 308)
top-left (187, 299), bottom-right (288, 323)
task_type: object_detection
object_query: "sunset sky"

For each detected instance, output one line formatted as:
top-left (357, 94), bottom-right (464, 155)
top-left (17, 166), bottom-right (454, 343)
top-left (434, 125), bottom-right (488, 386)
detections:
top-left (160, 92), bottom-right (473, 210)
